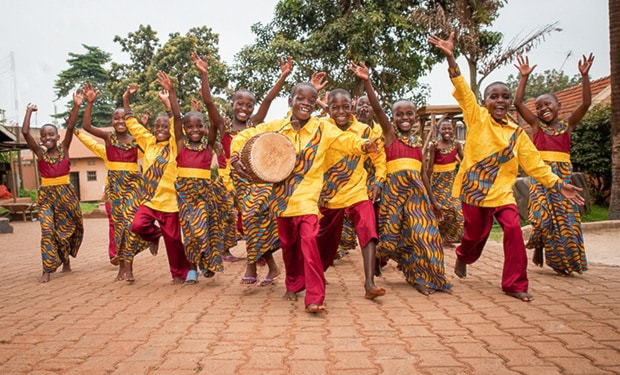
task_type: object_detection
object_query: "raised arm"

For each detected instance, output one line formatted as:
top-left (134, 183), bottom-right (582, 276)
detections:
top-left (349, 61), bottom-right (395, 145)
top-left (513, 55), bottom-right (540, 135)
top-left (21, 104), bottom-right (43, 158)
top-left (567, 53), bottom-right (594, 131)
top-left (157, 71), bottom-right (182, 148)
top-left (310, 71), bottom-right (329, 112)
top-left (253, 56), bottom-right (293, 124)
top-left (192, 52), bottom-right (226, 137)
top-left (62, 90), bottom-right (85, 150)
top-left (82, 83), bottom-right (110, 140)
top-left (123, 83), bottom-right (152, 146)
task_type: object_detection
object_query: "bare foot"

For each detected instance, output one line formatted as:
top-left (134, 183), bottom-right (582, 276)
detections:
top-left (454, 258), bottom-right (467, 278)
top-left (532, 247), bottom-right (543, 267)
top-left (305, 303), bottom-right (326, 314)
top-left (553, 268), bottom-right (570, 277)
top-left (505, 291), bottom-right (533, 302)
top-left (110, 256), bottom-right (119, 266)
top-left (39, 272), bottom-right (51, 283)
top-left (283, 291), bottom-right (298, 301)
top-left (149, 240), bottom-right (159, 256)
top-left (414, 283), bottom-right (436, 296)
top-left (125, 272), bottom-right (135, 283)
top-left (171, 278), bottom-right (184, 285)
top-left (62, 259), bottom-right (71, 273)
top-left (364, 286), bottom-right (387, 300)
top-left (115, 270), bottom-right (125, 281)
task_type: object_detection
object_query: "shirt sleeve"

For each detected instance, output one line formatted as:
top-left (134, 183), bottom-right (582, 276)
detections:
top-left (451, 74), bottom-right (482, 130)
top-left (229, 121), bottom-right (277, 163)
top-left (324, 122), bottom-right (368, 156)
top-left (516, 130), bottom-right (561, 189)
top-left (125, 112), bottom-right (153, 149)
top-left (369, 143), bottom-right (387, 183)
top-left (74, 129), bottom-right (106, 160)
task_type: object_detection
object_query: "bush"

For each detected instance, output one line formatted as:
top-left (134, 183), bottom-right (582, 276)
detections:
top-left (19, 188), bottom-right (37, 203)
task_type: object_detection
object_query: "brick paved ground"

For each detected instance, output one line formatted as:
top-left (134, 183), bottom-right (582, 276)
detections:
top-left (1, 218), bottom-right (619, 374)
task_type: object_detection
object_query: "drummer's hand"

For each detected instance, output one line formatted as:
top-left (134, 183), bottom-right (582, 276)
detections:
top-left (369, 183), bottom-right (381, 202)
top-left (364, 139), bottom-right (379, 153)
top-left (232, 160), bottom-right (253, 181)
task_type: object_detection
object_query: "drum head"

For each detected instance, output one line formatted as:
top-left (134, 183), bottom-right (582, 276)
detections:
top-left (248, 133), bottom-right (296, 183)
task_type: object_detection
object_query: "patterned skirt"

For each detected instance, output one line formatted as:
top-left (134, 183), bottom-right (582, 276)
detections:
top-left (176, 177), bottom-right (225, 273)
top-left (431, 169), bottom-right (464, 243)
top-left (378, 169), bottom-right (451, 291)
top-left (526, 161), bottom-right (587, 275)
top-left (233, 174), bottom-right (280, 263)
top-left (219, 168), bottom-right (239, 249)
top-left (337, 214), bottom-right (358, 258)
top-left (106, 170), bottom-right (149, 261)
top-left (37, 183), bottom-right (83, 272)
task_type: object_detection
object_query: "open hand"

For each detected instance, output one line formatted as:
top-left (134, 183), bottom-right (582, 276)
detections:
top-left (429, 32), bottom-right (455, 57)
top-left (561, 183), bottom-right (585, 205)
top-left (280, 55), bottom-right (293, 76)
top-left (348, 61), bottom-right (369, 81)
top-left (578, 53), bottom-right (595, 76)
top-left (364, 139), bottom-right (379, 153)
top-left (310, 71), bottom-right (328, 91)
top-left (191, 51), bottom-right (209, 74)
top-left (156, 71), bottom-right (174, 91)
top-left (514, 54), bottom-right (537, 76)
top-left (83, 83), bottom-right (100, 103)
top-left (232, 160), bottom-right (253, 181)
top-left (73, 89), bottom-right (85, 106)
top-left (123, 83), bottom-right (138, 100)
top-left (191, 98), bottom-right (202, 112)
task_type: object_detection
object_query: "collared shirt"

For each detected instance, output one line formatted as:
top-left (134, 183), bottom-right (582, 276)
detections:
top-left (451, 74), bottom-right (561, 207)
top-left (126, 115), bottom-right (178, 212)
top-left (230, 115), bottom-right (369, 217)
top-left (320, 116), bottom-right (386, 209)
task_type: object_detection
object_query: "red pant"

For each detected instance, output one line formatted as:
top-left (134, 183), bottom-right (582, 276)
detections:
top-left (131, 205), bottom-right (190, 280)
top-left (318, 200), bottom-right (378, 270)
top-left (105, 201), bottom-right (117, 259)
top-left (277, 215), bottom-right (325, 306)
top-left (456, 203), bottom-right (528, 293)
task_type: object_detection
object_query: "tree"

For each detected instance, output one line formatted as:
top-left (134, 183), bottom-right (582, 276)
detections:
top-left (506, 69), bottom-right (581, 102)
top-left (232, 0), bottom-right (436, 109)
top-left (411, 0), bottom-right (561, 98)
top-left (571, 104), bottom-right (612, 206)
top-left (54, 44), bottom-right (114, 127)
top-left (609, 0), bottom-right (620, 219)
top-left (110, 25), bottom-right (230, 117)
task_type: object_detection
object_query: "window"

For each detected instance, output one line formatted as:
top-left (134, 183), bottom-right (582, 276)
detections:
top-left (87, 160), bottom-right (96, 165)
top-left (87, 171), bottom-right (97, 181)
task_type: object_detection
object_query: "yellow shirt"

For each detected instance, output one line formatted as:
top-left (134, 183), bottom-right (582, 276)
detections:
top-left (126, 115), bottom-right (178, 213)
top-left (320, 116), bottom-right (386, 209)
top-left (451, 74), bottom-right (561, 207)
top-left (367, 121), bottom-right (387, 186)
top-left (230, 116), bottom-right (369, 217)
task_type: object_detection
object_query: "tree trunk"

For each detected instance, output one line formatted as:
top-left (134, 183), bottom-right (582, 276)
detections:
top-left (466, 58), bottom-right (480, 102)
top-left (609, 0), bottom-right (620, 219)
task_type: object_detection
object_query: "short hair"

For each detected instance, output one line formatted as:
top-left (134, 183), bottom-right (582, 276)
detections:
top-left (535, 93), bottom-right (559, 105)
top-left (290, 82), bottom-right (317, 97)
top-left (439, 120), bottom-right (453, 128)
top-left (391, 99), bottom-right (416, 113)
top-left (40, 124), bottom-right (58, 133)
top-left (327, 89), bottom-right (352, 105)
top-left (183, 111), bottom-right (205, 125)
top-left (232, 90), bottom-right (256, 103)
top-left (483, 81), bottom-right (511, 99)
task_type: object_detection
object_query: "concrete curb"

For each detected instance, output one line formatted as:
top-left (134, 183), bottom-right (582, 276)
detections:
top-left (521, 219), bottom-right (620, 240)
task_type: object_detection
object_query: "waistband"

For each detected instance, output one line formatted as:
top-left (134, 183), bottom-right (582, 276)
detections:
top-left (107, 161), bottom-right (140, 171)
top-left (41, 175), bottom-right (70, 186)
top-left (387, 158), bottom-right (422, 173)
top-left (433, 161), bottom-right (458, 172)
top-left (177, 167), bottom-right (211, 179)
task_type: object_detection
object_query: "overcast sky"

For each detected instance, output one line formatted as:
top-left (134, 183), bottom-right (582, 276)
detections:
top-left (0, 0), bottom-right (610, 127)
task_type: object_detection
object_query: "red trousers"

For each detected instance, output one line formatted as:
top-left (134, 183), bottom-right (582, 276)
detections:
top-left (456, 203), bottom-right (528, 293)
top-left (131, 205), bottom-right (190, 280)
top-left (318, 200), bottom-right (378, 270)
top-left (277, 215), bottom-right (325, 306)
top-left (105, 201), bottom-right (117, 259)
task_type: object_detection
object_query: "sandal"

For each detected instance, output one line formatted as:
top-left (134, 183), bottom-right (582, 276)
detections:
top-left (201, 269), bottom-right (215, 278)
top-left (184, 270), bottom-right (198, 284)
top-left (223, 254), bottom-right (240, 262)
top-left (240, 276), bottom-right (257, 285)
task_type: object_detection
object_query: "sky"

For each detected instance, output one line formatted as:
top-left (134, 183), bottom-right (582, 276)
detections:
top-left (0, 0), bottom-right (611, 127)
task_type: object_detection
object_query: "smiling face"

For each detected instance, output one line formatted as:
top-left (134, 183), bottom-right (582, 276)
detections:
top-left (355, 96), bottom-right (374, 125)
top-left (183, 113), bottom-right (205, 143)
top-left (327, 91), bottom-right (352, 128)
top-left (391, 100), bottom-right (417, 133)
top-left (231, 91), bottom-right (256, 123)
top-left (483, 83), bottom-right (512, 122)
top-left (40, 125), bottom-right (60, 150)
top-left (288, 84), bottom-right (317, 123)
top-left (153, 116), bottom-right (171, 142)
top-left (439, 121), bottom-right (454, 141)
top-left (534, 94), bottom-right (560, 125)
top-left (111, 108), bottom-right (126, 134)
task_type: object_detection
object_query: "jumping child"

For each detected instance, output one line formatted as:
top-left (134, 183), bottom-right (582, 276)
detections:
top-left (22, 94), bottom-right (84, 283)
top-left (513, 53), bottom-right (594, 275)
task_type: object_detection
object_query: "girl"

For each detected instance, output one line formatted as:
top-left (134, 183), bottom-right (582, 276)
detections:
top-left (192, 52), bottom-right (292, 286)
top-left (22, 94), bottom-right (84, 283)
top-left (78, 83), bottom-right (150, 282)
top-left (350, 62), bottom-right (451, 296)
top-left (123, 77), bottom-right (191, 285)
top-left (157, 72), bottom-right (226, 284)
top-left (513, 53), bottom-right (594, 276)
top-left (427, 120), bottom-right (464, 246)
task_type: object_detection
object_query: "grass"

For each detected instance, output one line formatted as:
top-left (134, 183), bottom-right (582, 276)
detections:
top-left (79, 202), bottom-right (99, 214)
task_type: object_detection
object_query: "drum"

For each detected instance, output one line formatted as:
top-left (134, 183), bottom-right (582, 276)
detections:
top-left (240, 132), bottom-right (297, 183)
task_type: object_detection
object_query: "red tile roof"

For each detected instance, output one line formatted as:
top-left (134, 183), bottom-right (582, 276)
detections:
top-left (524, 76), bottom-right (611, 120)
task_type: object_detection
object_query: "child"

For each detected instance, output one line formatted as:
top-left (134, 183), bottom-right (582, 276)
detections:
top-left (22, 95), bottom-right (84, 283)
top-left (429, 32), bottom-right (585, 301)
top-left (231, 82), bottom-right (378, 313)
top-left (350, 62), bottom-right (452, 296)
top-left (427, 120), bottom-right (464, 246)
top-left (513, 53), bottom-right (594, 275)
top-left (77, 83), bottom-right (150, 282)
top-left (192, 53), bottom-right (292, 286)
top-left (123, 78), bottom-right (191, 285)
top-left (316, 88), bottom-right (386, 300)
top-left (157, 71), bottom-right (226, 284)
